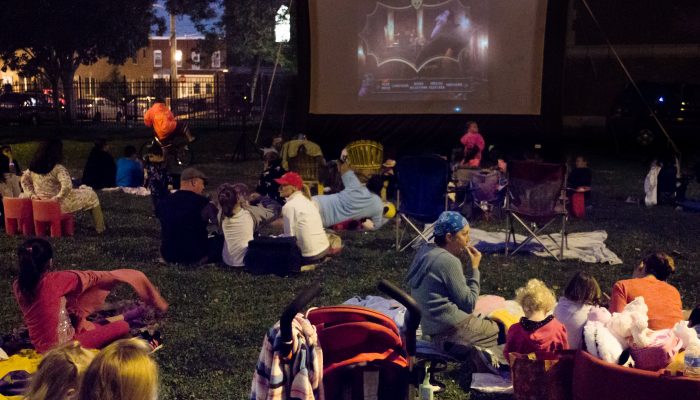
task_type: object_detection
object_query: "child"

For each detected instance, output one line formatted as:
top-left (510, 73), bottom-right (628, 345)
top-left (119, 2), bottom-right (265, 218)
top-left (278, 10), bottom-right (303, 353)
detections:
top-left (77, 338), bottom-right (159, 400)
top-left (116, 145), bottom-right (143, 188)
top-left (23, 341), bottom-right (95, 400)
top-left (143, 145), bottom-right (172, 212)
top-left (568, 155), bottom-right (592, 201)
top-left (504, 279), bottom-right (569, 362)
top-left (218, 183), bottom-right (255, 268)
top-left (13, 238), bottom-right (168, 353)
top-left (459, 121), bottom-right (485, 168)
top-left (553, 271), bottom-right (602, 349)
top-left (0, 145), bottom-right (22, 197)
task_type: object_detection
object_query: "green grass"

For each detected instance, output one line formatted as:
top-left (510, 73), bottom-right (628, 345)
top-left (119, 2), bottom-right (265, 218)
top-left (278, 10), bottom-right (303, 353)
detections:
top-left (0, 130), bottom-right (699, 399)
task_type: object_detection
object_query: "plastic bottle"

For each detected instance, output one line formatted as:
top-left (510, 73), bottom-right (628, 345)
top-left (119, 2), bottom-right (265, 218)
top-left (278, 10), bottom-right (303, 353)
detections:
top-left (685, 344), bottom-right (700, 378)
top-left (419, 364), bottom-right (434, 400)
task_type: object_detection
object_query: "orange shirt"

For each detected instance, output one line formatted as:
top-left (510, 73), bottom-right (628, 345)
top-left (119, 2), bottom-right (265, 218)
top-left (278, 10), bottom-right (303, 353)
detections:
top-left (609, 275), bottom-right (683, 330)
top-left (144, 103), bottom-right (177, 140)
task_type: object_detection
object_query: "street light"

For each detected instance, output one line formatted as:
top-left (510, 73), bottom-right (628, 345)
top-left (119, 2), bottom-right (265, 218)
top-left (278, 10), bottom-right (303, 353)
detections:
top-left (175, 50), bottom-right (183, 62)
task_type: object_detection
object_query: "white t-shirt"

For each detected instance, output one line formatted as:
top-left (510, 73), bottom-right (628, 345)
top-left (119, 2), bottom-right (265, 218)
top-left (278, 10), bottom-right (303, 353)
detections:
top-left (221, 209), bottom-right (255, 267)
top-left (282, 191), bottom-right (329, 257)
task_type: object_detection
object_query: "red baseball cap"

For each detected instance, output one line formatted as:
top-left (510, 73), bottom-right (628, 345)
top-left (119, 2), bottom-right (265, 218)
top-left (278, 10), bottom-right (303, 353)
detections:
top-left (275, 172), bottom-right (303, 190)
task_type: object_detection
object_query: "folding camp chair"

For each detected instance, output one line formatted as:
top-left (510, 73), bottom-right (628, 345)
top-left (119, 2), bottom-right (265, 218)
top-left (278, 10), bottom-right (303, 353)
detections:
top-left (504, 161), bottom-right (568, 260)
top-left (395, 155), bottom-right (450, 251)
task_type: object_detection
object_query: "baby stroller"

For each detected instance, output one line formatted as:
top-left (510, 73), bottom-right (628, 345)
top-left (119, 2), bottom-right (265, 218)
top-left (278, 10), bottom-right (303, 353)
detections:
top-left (253, 280), bottom-right (423, 400)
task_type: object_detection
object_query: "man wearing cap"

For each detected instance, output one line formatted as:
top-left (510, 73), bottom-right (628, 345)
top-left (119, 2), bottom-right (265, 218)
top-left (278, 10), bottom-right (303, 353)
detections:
top-left (276, 172), bottom-right (330, 264)
top-left (157, 167), bottom-right (221, 264)
top-left (406, 211), bottom-right (504, 371)
top-left (312, 160), bottom-right (386, 230)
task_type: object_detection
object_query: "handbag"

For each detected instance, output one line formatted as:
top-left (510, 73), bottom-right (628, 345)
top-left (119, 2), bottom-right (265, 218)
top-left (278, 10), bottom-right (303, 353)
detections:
top-left (244, 236), bottom-right (302, 276)
top-left (509, 350), bottom-right (576, 400)
top-left (629, 329), bottom-right (682, 371)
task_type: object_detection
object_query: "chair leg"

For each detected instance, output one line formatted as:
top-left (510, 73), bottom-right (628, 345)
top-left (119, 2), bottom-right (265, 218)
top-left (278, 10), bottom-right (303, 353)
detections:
top-left (5, 217), bottom-right (17, 235)
top-left (50, 220), bottom-right (62, 238)
top-left (62, 217), bottom-right (75, 237)
top-left (21, 218), bottom-right (35, 236)
top-left (35, 221), bottom-right (46, 237)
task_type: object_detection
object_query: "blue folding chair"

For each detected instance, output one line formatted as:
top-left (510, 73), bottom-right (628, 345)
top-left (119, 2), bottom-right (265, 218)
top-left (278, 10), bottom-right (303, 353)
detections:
top-left (395, 155), bottom-right (450, 251)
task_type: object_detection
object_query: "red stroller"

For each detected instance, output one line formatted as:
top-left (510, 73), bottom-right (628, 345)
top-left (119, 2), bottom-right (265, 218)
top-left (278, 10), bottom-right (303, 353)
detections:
top-left (257, 280), bottom-right (422, 400)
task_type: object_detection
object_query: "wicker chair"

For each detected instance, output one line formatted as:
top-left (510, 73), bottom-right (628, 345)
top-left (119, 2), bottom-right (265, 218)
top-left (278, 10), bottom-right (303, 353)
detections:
top-left (345, 140), bottom-right (384, 177)
top-left (286, 143), bottom-right (325, 195)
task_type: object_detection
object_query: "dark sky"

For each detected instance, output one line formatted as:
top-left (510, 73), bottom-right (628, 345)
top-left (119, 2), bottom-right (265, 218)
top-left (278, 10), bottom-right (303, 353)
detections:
top-left (152, 0), bottom-right (222, 36)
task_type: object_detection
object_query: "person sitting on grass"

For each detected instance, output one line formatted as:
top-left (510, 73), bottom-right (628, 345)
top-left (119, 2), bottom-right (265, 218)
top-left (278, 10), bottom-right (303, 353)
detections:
top-left (23, 341), bottom-right (95, 400)
top-left (276, 172), bottom-right (330, 265)
top-left (504, 279), bottom-right (569, 362)
top-left (0, 144), bottom-right (22, 197)
top-left (21, 139), bottom-right (106, 234)
top-left (553, 271), bottom-right (603, 349)
top-left (609, 251), bottom-right (683, 330)
top-left (77, 338), bottom-right (159, 400)
top-left (157, 167), bottom-right (221, 265)
top-left (218, 183), bottom-right (281, 268)
top-left (406, 211), bottom-right (505, 372)
top-left (115, 145), bottom-right (143, 188)
top-left (311, 158), bottom-right (386, 230)
top-left (81, 139), bottom-right (116, 190)
top-left (256, 148), bottom-right (286, 204)
top-left (13, 238), bottom-right (168, 354)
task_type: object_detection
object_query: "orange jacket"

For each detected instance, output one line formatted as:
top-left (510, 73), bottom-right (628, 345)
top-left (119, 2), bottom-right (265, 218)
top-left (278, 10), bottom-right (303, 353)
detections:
top-left (144, 103), bottom-right (177, 140)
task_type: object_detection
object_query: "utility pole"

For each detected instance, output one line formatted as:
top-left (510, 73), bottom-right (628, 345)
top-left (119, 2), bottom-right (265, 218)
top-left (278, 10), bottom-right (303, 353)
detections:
top-left (170, 13), bottom-right (178, 100)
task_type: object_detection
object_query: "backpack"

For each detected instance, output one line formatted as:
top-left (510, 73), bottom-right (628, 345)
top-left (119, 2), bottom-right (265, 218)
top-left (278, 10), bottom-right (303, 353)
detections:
top-left (244, 236), bottom-right (302, 276)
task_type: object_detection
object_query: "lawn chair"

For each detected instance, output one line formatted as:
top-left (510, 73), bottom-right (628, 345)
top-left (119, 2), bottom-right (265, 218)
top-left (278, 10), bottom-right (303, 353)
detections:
top-left (452, 168), bottom-right (503, 220)
top-left (504, 161), bottom-right (568, 260)
top-left (395, 155), bottom-right (450, 251)
top-left (345, 140), bottom-right (383, 178)
top-left (282, 139), bottom-right (325, 195)
top-left (3, 197), bottom-right (35, 236)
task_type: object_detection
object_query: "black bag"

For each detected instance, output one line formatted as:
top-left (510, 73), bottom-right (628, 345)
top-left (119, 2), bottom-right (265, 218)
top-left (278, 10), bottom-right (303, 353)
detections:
top-left (244, 236), bottom-right (302, 276)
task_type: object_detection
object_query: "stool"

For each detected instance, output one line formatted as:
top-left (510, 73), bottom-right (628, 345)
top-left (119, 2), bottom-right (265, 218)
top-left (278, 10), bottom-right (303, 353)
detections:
top-left (3, 197), bottom-right (35, 236)
top-left (416, 339), bottom-right (459, 392)
top-left (32, 199), bottom-right (75, 237)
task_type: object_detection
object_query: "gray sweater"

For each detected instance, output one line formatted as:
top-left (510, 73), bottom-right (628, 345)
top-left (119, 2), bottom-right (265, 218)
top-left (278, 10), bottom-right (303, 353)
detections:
top-left (406, 243), bottom-right (480, 336)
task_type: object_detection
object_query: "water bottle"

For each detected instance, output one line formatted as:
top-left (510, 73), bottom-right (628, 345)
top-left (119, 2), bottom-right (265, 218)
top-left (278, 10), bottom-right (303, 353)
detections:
top-left (419, 364), bottom-right (434, 400)
top-left (685, 344), bottom-right (700, 378)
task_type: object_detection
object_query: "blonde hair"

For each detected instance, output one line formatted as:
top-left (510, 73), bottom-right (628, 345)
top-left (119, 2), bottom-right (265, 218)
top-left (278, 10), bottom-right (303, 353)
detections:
top-left (515, 279), bottom-right (556, 316)
top-left (77, 338), bottom-right (158, 400)
top-left (24, 341), bottom-right (95, 400)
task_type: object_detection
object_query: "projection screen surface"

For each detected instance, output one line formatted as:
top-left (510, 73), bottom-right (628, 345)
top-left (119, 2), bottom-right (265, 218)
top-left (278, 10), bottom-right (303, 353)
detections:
top-left (309, 0), bottom-right (548, 115)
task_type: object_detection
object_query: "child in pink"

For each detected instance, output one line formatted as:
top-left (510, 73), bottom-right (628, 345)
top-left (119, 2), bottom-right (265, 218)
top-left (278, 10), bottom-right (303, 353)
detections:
top-left (504, 279), bottom-right (569, 362)
top-left (459, 121), bottom-right (485, 168)
top-left (13, 238), bottom-right (168, 353)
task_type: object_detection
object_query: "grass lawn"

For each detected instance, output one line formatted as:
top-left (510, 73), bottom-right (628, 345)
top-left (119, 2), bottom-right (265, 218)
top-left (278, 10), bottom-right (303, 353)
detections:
top-left (0, 128), bottom-right (698, 399)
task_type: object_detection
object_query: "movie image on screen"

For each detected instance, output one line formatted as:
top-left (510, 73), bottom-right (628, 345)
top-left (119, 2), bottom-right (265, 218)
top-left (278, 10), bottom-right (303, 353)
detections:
top-left (358, 0), bottom-right (489, 102)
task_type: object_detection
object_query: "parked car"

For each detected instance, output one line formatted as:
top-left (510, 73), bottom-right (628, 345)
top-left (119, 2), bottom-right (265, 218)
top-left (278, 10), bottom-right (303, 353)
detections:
top-left (607, 81), bottom-right (700, 146)
top-left (123, 95), bottom-right (157, 121)
top-left (75, 97), bottom-right (123, 121)
top-left (0, 92), bottom-right (60, 126)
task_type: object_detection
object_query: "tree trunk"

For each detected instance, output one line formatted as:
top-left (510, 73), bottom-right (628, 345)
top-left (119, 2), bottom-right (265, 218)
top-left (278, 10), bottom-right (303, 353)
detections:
top-left (49, 77), bottom-right (62, 125)
top-left (60, 68), bottom-right (77, 123)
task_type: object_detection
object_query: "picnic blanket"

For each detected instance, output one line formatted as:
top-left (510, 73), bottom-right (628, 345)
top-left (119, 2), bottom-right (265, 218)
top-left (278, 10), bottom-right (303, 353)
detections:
top-left (415, 224), bottom-right (622, 264)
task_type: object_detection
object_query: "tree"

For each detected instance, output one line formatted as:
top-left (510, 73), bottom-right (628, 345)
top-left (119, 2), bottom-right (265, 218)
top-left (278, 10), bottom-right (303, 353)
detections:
top-left (219, 0), bottom-right (297, 103)
top-left (0, 0), bottom-right (215, 122)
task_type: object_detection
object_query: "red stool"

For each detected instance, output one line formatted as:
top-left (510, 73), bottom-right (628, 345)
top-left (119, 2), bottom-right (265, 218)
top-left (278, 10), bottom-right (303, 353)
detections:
top-left (32, 199), bottom-right (75, 237)
top-left (571, 191), bottom-right (586, 218)
top-left (3, 197), bottom-right (35, 236)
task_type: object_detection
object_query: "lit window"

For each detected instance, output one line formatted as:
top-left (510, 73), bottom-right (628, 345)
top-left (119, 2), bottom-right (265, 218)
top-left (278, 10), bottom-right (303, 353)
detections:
top-left (191, 51), bottom-right (200, 70)
top-left (211, 51), bottom-right (221, 68)
top-left (154, 50), bottom-right (162, 68)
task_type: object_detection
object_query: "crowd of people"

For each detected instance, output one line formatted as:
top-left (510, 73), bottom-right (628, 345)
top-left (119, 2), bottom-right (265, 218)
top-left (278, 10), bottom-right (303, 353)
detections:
top-left (0, 119), bottom-right (698, 399)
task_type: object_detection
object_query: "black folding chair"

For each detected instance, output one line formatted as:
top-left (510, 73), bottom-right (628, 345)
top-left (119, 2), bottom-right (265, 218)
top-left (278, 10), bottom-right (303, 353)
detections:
top-left (395, 155), bottom-right (450, 251)
top-left (504, 161), bottom-right (568, 260)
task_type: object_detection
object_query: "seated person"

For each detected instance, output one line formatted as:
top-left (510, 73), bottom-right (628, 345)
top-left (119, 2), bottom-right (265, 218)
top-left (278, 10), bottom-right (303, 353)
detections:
top-left (218, 183), bottom-right (280, 268)
top-left (81, 139), bottom-right (116, 190)
top-left (256, 149), bottom-right (286, 204)
top-left (276, 172), bottom-right (330, 264)
top-left (689, 305), bottom-right (700, 337)
top-left (504, 279), bottom-right (569, 362)
top-left (116, 145), bottom-right (144, 187)
top-left (157, 167), bottom-right (221, 264)
top-left (24, 341), bottom-right (95, 400)
top-left (609, 252), bottom-right (683, 330)
top-left (13, 238), bottom-right (168, 353)
top-left (0, 144), bottom-right (21, 197)
top-left (553, 271), bottom-right (603, 349)
top-left (406, 211), bottom-right (504, 370)
top-left (568, 155), bottom-right (592, 202)
top-left (312, 160), bottom-right (386, 229)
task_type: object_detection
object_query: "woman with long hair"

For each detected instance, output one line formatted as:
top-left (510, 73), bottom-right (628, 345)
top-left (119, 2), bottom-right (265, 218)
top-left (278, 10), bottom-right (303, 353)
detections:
top-left (20, 139), bottom-right (106, 233)
top-left (13, 238), bottom-right (168, 353)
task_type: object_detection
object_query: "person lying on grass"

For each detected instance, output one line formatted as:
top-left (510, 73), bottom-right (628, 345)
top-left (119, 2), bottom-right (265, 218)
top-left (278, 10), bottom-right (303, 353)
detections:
top-left (13, 238), bottom-right (168, 353)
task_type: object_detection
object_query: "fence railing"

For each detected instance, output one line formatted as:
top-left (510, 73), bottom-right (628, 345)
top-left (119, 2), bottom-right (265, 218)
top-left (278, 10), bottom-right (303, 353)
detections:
top-left (5, 74), bottom-right (296, 132)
